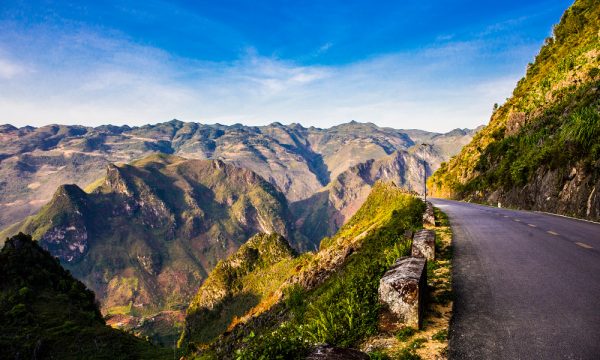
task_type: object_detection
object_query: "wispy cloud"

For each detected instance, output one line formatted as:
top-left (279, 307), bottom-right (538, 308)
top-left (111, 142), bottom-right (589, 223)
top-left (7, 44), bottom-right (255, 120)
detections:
top-left (0, 21), bottom-right (533, 131)
top-left (0, 57), bottom-right (28, 79)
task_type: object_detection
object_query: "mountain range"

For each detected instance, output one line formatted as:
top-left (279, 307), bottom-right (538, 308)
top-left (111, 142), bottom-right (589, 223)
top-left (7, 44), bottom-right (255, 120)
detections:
top-left (0, 121), bottom-right (477, 230)
top-left (0, 121), bottom-right (477, 343)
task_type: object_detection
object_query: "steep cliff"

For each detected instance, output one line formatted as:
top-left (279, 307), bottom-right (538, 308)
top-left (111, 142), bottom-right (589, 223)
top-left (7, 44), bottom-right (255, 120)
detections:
top-left (429, 0), bottom-right (600, 220)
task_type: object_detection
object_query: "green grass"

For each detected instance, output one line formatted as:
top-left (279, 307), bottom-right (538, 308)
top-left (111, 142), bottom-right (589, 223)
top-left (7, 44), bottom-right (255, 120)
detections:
top-left (432, 329), bottom-right (448, 342)
top-left (224, 183), bottom-right (425, 359)
top-left (396, 327), bottom-right (417, 341)
top-left (428, 0), bottom-right (600, 204)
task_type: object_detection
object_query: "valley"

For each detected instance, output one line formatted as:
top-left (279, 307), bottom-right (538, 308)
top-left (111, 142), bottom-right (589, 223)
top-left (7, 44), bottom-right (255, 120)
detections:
top-left (1, 0), bottom-right (599, 358)
top-left (0, 121), bottom-right (476, 230)
top-left (0, 122), bottom-right (475, 346)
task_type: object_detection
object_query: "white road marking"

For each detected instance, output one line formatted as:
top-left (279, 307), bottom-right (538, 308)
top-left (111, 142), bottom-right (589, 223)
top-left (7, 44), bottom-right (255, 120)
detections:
top-left (575, 242), bottom-right (593, 249)
top-left (514, 219), bottom-right (521, 222)
top-left (528, 224), bottom-right (537, 228)
top-left (547, 231), bottom-right (560, 236)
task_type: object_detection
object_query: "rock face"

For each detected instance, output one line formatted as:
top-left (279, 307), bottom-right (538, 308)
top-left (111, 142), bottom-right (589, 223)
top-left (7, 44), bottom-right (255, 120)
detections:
top-left (378, 256), bottom-right (427, 329)
top-left (0, 154), bottom-right (293, 339)
top-left (428, 0), bottom-right (600, 223)
top-left (0, 120), bottom-right (478, 229)
top-left (423, 201), bottom-right (435, 226)
top-left (306, 345), bottom-right (370, 360)
top-left (411, 229), bottom-right (435, 261)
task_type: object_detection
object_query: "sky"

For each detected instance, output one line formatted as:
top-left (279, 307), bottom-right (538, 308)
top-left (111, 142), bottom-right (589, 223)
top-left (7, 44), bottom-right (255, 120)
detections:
top-left (0, 0), bottom-right (573, 132)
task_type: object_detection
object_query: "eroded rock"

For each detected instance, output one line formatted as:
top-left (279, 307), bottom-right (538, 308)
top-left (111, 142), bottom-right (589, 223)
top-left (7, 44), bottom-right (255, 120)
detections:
top-left (423, 201), bottom-right (435, 226)
top-left (411, 229), bottom-right (435, 261)
top-left (378, 256), bottom-right (427, 329)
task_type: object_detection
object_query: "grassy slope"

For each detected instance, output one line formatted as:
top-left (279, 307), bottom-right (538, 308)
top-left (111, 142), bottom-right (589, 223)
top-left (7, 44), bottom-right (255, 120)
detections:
top-left (428, 0), bottom-right (600, 216)
top-left (362, 207), bottom-right (454, 360)
top-left (0, 233), bottom-right (171, 359)
top-left (183, 182), bottom-right (425, 359)
top-left (181, 233), bottom-right (299, 345)
top-left (0, 154), bottom-right (292, 345)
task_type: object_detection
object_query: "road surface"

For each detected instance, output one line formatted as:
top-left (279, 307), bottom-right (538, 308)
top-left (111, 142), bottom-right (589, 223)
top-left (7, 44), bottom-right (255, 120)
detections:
top-left (431, 199), bottom-right (600, 360)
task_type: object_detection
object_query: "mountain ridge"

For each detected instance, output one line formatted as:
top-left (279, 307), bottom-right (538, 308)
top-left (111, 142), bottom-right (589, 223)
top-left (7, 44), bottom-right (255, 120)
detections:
top-left (0, 154), bottom-right (294, 344)
top-left (0, 120), bottom-right (478, 229)
top-left (428, 0), bottom-right (600, 221)
top-left (0, 232), bottom-right (170, 359)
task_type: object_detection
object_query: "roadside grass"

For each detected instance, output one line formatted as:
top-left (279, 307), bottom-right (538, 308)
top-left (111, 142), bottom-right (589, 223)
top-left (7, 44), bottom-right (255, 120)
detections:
top-left (362, 206), bottom-right (453, 360)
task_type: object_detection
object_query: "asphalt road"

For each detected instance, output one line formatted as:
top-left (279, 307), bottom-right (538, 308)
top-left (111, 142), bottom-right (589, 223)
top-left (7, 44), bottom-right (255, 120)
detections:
top-left (430, 199), bottom-right (600, 360)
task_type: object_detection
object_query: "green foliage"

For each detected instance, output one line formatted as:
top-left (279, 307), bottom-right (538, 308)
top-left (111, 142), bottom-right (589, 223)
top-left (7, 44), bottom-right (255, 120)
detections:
top-left (395, 348), bottom-right (422, 360)
top-left (230, 185), bottom-right (425, 358)
top-left (396, 327), bottom-right (417, 341)
top-left (428, 0), bottom-right (600, 204)
top-left (182, 233), bottom-right (298, 346)
top-left (0, 233), bottom-right (171, 359)
top-left (432, 329), bottom-right (448, 342)
top-left (368, 350), bottom-right (391, 360)
top-left (560, 106), bottom-right (600, 150)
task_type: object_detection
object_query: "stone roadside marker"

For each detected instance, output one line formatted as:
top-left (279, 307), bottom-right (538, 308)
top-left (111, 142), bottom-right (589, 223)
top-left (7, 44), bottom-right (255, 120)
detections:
top-left (423, 201), bottom-right (435, 226)
top-left (378, 256), bottom-right (427, 329)
top-left (411, 229), bottom-right (435, 261)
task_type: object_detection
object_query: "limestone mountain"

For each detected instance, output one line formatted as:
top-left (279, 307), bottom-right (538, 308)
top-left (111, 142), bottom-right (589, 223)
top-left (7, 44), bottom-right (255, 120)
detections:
top-left (0, 233), bottom-right (170, 359)
top-left (0, 121), bottom-right (477, 229)
top-left (428, 0), bottom-right (600, 221)
top-left (0, 154), bottom-right (292, 340)
top-left (293, 147), bottom-right (438, 244)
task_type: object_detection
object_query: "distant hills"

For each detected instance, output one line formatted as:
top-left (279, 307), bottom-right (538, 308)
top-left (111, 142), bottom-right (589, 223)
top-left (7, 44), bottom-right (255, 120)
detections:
top-left (429, 0), bottom-right (600, 221)
top-left (0, 120), bottom-right (477, 229)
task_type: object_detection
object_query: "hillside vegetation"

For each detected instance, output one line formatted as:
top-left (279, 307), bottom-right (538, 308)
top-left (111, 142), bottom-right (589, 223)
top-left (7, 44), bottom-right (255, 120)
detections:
top-left (0, 154), bottom-right (292, 344)
top-left (181, 232), bottom-right (299, 345)
top-left (180, 182), bottom-right (426, 359)
top-left (429, 0), bottom-right (600, 220)
top-left (0, 233), bottom-right (170, 359)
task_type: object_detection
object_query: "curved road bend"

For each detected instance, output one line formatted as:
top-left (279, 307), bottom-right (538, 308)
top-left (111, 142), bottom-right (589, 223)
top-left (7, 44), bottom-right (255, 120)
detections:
top-left (431, 198), bottom-right (600, 360)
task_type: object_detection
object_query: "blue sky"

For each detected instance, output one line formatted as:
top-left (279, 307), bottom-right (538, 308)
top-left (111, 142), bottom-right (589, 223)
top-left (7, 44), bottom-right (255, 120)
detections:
top-left (0, 0), bottom-right (573, 131)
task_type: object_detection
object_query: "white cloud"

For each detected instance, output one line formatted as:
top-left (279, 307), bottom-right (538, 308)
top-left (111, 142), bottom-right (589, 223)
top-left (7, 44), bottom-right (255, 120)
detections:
top-left (0, 57), bottom-right (27, 79)
top-left (0, 24), bottom-right (531, 132)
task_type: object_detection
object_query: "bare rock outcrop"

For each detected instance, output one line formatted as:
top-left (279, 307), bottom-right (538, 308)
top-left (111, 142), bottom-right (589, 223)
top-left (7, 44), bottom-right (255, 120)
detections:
top-left (423, 201), bottom-right (435, 226)
top-left (378, 256), bottom-right (427, 329)
top-left (411, 229), bottom-right (435, 261)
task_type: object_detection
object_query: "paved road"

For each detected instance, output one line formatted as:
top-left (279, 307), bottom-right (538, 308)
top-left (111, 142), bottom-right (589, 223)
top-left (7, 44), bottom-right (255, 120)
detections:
top-left (431, 199), bottom-right (600, 360)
